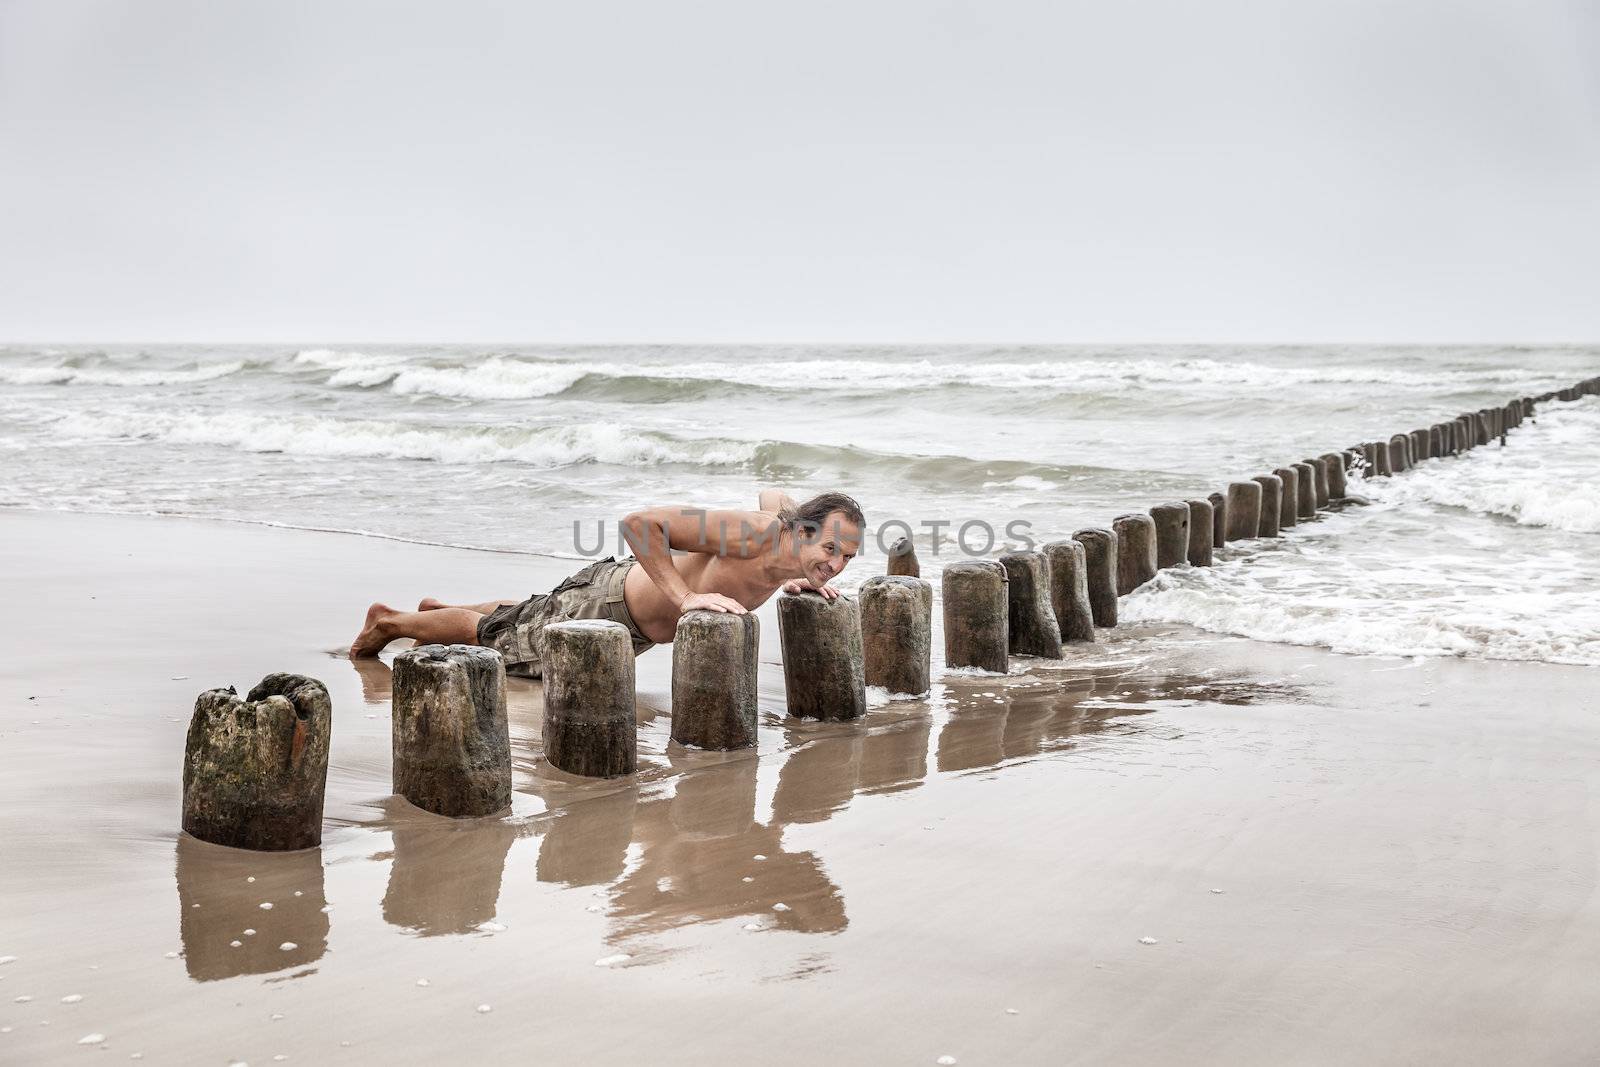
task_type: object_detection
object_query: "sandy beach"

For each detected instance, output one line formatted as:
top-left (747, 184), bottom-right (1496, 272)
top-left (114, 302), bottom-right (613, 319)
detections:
top-left (2, 507), bottom-right (1597, 1064)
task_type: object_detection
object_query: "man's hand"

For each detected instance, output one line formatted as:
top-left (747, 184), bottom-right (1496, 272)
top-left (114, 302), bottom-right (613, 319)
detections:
top-left (782, 580), bottom-right (840, 600)
top-left (680, 591), bottom-right (748, 615)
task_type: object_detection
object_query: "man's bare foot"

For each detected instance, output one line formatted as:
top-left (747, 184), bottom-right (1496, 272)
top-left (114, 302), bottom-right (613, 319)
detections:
top-left (417, 597), bottom-right (447, 611)
top-left (350, 602), bottom-right (397, 658)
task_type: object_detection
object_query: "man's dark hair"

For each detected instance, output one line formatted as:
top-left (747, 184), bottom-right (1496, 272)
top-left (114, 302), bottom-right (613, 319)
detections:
top-left (779, 491), bottom-right (865, 537)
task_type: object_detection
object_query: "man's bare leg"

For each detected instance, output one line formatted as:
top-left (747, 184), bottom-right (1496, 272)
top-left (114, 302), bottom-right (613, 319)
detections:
top-left (350, 602), bottom-right (485, 658)
top-left (417, 597), bottom-right (518, 613)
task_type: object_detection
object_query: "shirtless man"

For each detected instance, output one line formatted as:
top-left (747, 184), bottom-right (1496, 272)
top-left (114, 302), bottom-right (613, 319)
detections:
top-left (348, 490), bottom-right (864, 677)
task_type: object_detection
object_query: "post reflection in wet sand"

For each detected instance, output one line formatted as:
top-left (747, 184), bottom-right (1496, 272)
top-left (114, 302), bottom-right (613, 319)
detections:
top-left (770, 726), bottom-right (863, 825)
top-left (376, 798), bottom-right (519, 935)
top-left (605, 752), bottom-right (848, 936)
top-left (175, 833), bottom-right (329, 981)
top-left (535, 784), bottom-right (639, 887)
top-left (854, 713), bottom-right (931, 797)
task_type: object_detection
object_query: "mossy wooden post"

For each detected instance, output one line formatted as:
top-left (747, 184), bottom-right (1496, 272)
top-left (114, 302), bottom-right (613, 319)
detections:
top-left (1149, 502), bottom-right (1190, 569)
top-left (392, 645), bottom-right (513, 811)
top-left (541, 622), bottom-right (637, 779)
top-left (1252, 475), bottom-right (1282, 537)
top-left (1207, 490), bottom-right (1228, 548)
top-left (1042, 539), bottom-right (1097, 643)
top-left (671, 612), bottom-right (759, 749)
top-left (1292, 462), bottom-right (1317, 518)
top-left (182, 674), bottom-right (332, 851)
top-left (1071, 528), bottom-right (1118, 628)
top-left (1273, 466), bottom-right (1299, 528)
top-left (778, 593), bottom-right (867, 720)
top-left (1112, 513), bottom-right (1158, 593)
top-left (1225, 481), bottom-right (1261, 543)
top-left (1000, 551), bottom-right (1063, 658)
top-left (941, 560), bottom-right (1009, 672)
top-left (1185, 498), bottom-right (1214, 567)
top-left (885, 536), bottom-right (920, 578)
top-left (1320, 453), bottom-right (1348, 500)
top-left (860, 575), bottom-right (933, 695)
top-left (1303, 458), bottom-right (1330, 508)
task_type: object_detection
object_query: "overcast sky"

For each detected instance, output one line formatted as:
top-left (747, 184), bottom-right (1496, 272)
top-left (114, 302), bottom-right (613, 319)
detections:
top-left (1, 0), bottom-right (1597, 343)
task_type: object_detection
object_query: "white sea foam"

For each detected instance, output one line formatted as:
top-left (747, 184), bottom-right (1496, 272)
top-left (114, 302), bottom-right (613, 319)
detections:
top-left (0, 361), bottom-right (246, 387)
top-left (1367, 398), bottom-right (1600, 533)
top-left (279, 351), bottom-right (1557, 399)
top-left (49, 410), bottom-right (760, 469)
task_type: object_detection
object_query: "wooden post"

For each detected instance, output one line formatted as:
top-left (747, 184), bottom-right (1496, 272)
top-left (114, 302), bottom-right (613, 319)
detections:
top-left (1000, 551), bottom-right (1063, 658)
top-left (671, 612), bottom-right (760, 749)
top-left (1374, 440), bottom-right (1393, 476)
top-left (542, 622), bottom-right (637, 779)
top-left (1320, 453), bottom-right (1348, 500)
top-left (886, 536), bottom-right (920, 577)
top-left (1185, 498), bottom-right (1214, 567)
top-left (391, 646), bottom-right (512, 814)
top-left (778, 593), bottom-right (867, 720)
top-left (1303, 458), bottom-right (1330, 508)
top-left (1252, 474), bottom-right (1282, 537)
top-left (1273, 466), bottom-right (1299, 528)
top-left (1207, 490), bottom-right (1228, 548)
top-left (1042, 539), bottom-right (1098, 643)
top-left (1112, 513), bottom-right (1158, 593)
top-left (182, 673), bottom-right (332, 851)
top-left (1225, 480), bottom-right (1262, 542)
top-left (1149, 502), bottom-right (1190, 569)
top-left (1292, 462), bottom-right (1317, 518)
top-left (941, 560), bottom-right (1009, 672)
top-left (861, 575), bottom-right (933, 695)
top-left (1071, 528), bottom-right (1118, 628)
top-left (1388, 434), bottom-right (1411, 472)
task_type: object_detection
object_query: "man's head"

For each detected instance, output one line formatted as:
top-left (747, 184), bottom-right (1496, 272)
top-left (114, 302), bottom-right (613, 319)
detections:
top-left (779, 491), bottom-right (865, 587)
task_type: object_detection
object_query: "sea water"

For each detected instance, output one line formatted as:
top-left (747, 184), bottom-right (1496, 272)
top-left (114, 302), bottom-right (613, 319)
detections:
top-left (2, 343), bottom-right (1596, 664)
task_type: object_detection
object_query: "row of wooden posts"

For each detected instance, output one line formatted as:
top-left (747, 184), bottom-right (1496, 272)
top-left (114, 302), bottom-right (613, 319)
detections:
top-left (181, 376), bottom-right (1599, 850)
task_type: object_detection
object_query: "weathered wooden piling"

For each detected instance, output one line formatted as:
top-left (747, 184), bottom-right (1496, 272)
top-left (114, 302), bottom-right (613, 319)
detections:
top-left (182, 673), bottom-right (332, 851)
top-left (1225, 481), bottom-right (1262, 542)
top-left (1112, 513), bottom-right (1158, 593)
top-left (671, 611), bottom-right (760, 749)
top-left (1272, 466), bottom-right (1298, 528)
top-left (860, 575), bottom-right (933, 695)
top-left (1304, 458), bottom-right (1330, 508)
top-left (1428, 426), bottom-right (1443, 459)
top-left (1358, 443), bottom-right (1376, 477)
top-left (886, 536), bottom-right (920, 577)
top-left (1207, 491), bottom-right (1228, 548)
top-left (1252, 475), bottom-right (1282, 537)
top-left (541, 622), bottom-right (637, 779)
top-left (778, 593), bottom-right (867, 720)
top-left (1149, 502), bottom-right (1190, 569)
top-left (1320, 453), bottom-right (1348, 500)
top-left (1292, 462), bottom-right (1317, 519)
top-left (1000, 551), bottom-right (1063, 658)
top-left (1410, 429), bottom-right (1428, 463)
top-left (394, 645), bottom-right (513, 813)
top-left (941, 560), bottom-right (1009, 672)
top-left (1071, 528), bottom-right (1118, 628)
top-left (1374, 440), bottom-right (1393, 476)
top-left (1185, 499), bottom-right (1214, 567)
top-left (1388, 434), bottom-right (1411, 473)
top-left (1042, 539), bottom-right (1098, 643)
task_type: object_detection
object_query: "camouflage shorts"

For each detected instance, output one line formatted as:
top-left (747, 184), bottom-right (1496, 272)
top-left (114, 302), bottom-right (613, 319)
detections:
top-left (476, 556), bottom-right (656, 678)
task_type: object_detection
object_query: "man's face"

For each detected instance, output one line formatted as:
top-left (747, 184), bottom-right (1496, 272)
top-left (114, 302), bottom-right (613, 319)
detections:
top-left (797, 511), bottom-right (862, 587)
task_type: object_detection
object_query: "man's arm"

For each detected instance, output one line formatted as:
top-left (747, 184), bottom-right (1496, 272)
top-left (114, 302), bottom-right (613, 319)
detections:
top-left (759, 488), bottom-right (797, 515)
top-left (620, 506), bottom-right (782, 615)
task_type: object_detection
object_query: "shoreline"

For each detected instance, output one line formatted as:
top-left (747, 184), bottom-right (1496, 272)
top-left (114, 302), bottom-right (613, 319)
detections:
top-left (4, 509), bottom-right (1599, 1064)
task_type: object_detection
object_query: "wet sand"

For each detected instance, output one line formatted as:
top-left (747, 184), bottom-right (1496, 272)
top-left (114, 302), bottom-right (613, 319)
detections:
top-left (3, 509), bottom-right (1598, 1064)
